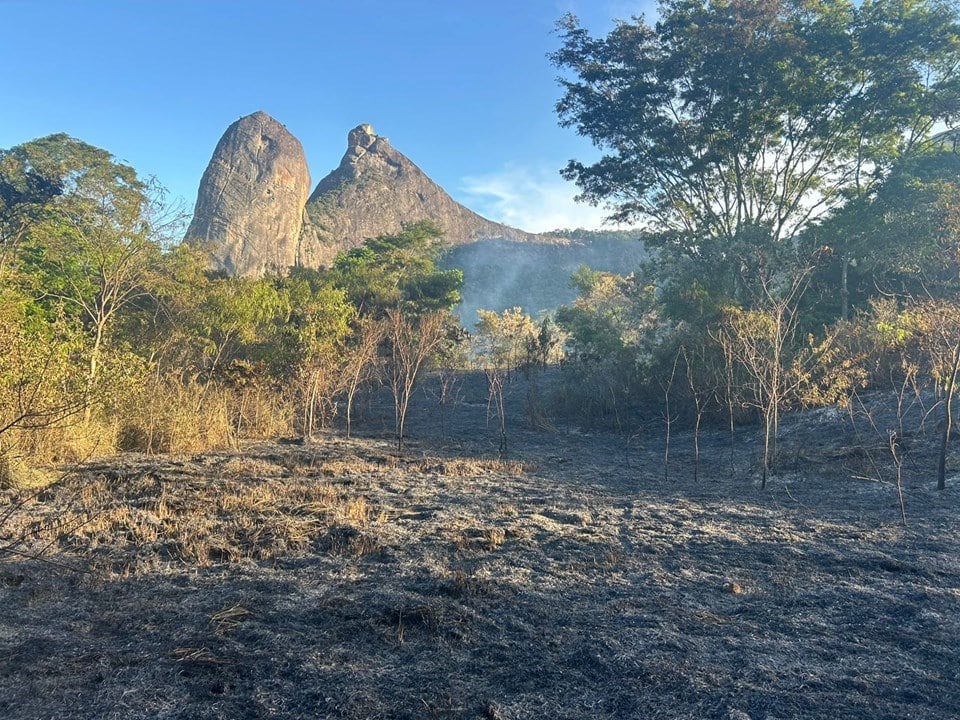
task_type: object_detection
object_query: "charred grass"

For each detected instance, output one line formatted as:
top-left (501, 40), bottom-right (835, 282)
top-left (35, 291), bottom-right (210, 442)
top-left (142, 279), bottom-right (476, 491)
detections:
top-left (1, 414), bottom-right (959, 719)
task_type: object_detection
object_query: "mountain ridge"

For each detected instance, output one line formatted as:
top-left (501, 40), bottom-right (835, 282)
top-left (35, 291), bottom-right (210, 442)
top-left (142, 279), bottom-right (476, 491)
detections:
top-left (186, 113), bottom-right (540, 275)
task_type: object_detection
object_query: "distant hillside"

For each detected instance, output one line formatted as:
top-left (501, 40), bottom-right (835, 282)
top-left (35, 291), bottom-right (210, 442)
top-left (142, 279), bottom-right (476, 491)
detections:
top-left (544, 228), bottom-right (647, 243)
top-left (444, 234), bottom-right (649, 326)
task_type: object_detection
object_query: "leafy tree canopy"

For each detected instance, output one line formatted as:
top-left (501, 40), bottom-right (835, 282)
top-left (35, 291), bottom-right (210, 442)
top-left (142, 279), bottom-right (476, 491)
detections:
top-left (556, 267), bottom-right (659, 361)
top-left (4, 135), bottom-right (175, 382)
top-left (330, 220), bottom-right (463, 316)
top-left (552, 0), bottom-right (960, 305)
top-left (807, 146), bottom-right (960, 314)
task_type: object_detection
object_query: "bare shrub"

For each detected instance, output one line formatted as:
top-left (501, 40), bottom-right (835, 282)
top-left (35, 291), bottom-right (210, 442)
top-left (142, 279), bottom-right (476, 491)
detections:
top-left (384, 309), bottom-right (450, 450)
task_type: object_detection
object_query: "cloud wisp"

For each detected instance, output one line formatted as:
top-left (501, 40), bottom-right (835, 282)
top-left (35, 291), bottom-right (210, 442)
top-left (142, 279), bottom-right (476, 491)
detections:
top-left (459, 164), bottom-right (615, 233)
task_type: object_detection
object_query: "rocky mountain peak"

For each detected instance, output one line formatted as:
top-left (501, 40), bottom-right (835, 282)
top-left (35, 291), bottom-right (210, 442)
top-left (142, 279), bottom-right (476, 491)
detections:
top-left (298, 125), bottom-right (536, 267)
top-left (186, 115), bottom-right (538, 275)
top-left (183, 110), bottom-right (312, 277)
top-left (347, 123), bottom-right (377, 152)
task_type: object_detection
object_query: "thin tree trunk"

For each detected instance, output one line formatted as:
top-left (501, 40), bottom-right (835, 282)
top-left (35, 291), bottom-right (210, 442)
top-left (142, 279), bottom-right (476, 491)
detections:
top-left (662, 350), bottom-right (680, 482)
top-left (840, 255), bottom-right (851, 323)
top-left (937, 344), bottom-right (960, 491)
top-left (890, 431), bottom-right (908, 526)
top-left (693, 412), bottom-right (701, 483)
top-left (84, 321), bottom-right (106, 423)
top-left (762, 406), bottom-right (773, 490)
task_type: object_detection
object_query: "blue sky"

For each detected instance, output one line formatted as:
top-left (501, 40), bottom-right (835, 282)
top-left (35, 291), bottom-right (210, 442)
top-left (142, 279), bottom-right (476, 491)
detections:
top-left (1, 0), bottom-right (656, 232)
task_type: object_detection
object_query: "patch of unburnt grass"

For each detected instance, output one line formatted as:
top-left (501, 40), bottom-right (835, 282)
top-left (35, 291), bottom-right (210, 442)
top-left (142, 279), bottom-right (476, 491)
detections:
top-left (438, 566), bottom-right (495, 598)
top-left (1, 458), bottom-right (390, 573)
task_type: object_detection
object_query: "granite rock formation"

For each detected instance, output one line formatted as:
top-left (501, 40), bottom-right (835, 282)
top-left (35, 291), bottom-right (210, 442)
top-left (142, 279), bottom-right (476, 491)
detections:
top-left (299, 124), bottom-right (536, 268)
top-left (184, 111), bottom-right (312, 277)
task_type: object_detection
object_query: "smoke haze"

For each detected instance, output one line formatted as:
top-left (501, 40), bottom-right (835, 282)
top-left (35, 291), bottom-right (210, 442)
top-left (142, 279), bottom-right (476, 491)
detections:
top-left (442, 232), bottom-right (649, 326)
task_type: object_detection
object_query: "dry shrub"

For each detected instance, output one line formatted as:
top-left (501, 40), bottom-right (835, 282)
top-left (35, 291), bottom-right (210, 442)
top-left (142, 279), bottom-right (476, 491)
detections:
top-left (525, 381), bottom-right (557, 432)
top-left (0, 315), bottom-right (94, 468)
top-left (116, 377), bottom-right (235, 454)
top-left (227, 385), bottom-right (294, 440)
top-left (116, 376), bottom-right (296, 456)
top-left (0, 453), bottom-right (54, 489)
top-left (0, 419), bottom-right (117, 489)
top-left (40, 419), bottom-right (118, 463)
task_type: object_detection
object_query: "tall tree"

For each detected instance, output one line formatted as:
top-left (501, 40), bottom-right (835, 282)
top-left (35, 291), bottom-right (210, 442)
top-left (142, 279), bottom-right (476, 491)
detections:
top-left (15, 135), bottom-right (178, 385)
top-left (330, 221), bottom-right (464, 448)
top-left (552, 0), bottom-right (960, 309)
top-left (384, 308), bottom-right (450, 451)
top-left (0, 136), bottom-right (70, 279)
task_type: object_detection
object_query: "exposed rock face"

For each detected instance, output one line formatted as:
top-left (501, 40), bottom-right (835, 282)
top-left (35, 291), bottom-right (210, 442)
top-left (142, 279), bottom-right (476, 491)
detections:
top-left (184, 111), bottom-right (312, 277)
top-left (299, 124), bottom-right (536, 268)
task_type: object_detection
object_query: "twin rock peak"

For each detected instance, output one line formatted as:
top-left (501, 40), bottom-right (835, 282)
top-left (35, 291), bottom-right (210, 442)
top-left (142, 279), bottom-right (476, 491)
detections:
top-left (185, 110), bottom-right (534, 277)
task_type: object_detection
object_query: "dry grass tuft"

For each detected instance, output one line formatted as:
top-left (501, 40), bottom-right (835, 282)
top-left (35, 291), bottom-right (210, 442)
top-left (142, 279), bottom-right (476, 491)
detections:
top-left (441, 567), bottom-right (493, 598)
top-left (216, 457), bottom-right (288, 479)
top-left (316, 524), bottom-right (382, 556)
top-left (317, 458), bottom-right (387, 476)
top-left (171, 647), bottom-right (230, 666)
top-left (485, 527), bottom-right (506, 550)
top-left (413, 458), bottom-right (526, 476)
top-left (210, 604), bottom-right (254, 634)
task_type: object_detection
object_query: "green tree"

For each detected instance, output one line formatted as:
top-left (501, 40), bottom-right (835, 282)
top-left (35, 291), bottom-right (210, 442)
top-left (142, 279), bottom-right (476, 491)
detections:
top-left (0, 298), bottom-right (88, 483)
top-left (555, 269), bottom-right (660, 428)
top-left (556, 268), bottom-right (659, 362)
top-left (552, 0), bottom-right (960, 309)
top-left (473, 308), bottom-right (541, 453)
top-left (184, 276), bottom-right (289, 387)
top-left (330, 220), bottom-right (462, 317)
top-left (0, 136), bottom-right (72, 279)
top-left (474, 307), bottom-right (540, 373)
top-left (809, 147), bottom-right (960, 320)
top-left (330, 221), bottom-right (464, 448)
top-left (279, 269), bottom-right (354, 437)
top-left (14, 135), bottom-right (177, 386)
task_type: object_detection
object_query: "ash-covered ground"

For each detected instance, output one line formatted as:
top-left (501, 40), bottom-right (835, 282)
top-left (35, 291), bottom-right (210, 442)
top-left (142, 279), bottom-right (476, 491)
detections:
top-left (2, 372), bottom-right (958, 719)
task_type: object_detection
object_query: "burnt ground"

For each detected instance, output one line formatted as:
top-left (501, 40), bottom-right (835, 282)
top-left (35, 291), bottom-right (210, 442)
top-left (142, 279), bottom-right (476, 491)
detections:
top-left (1, 371), bottom-right (959, 719)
